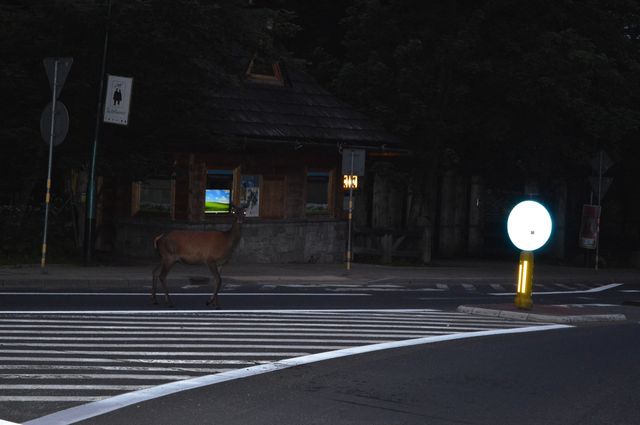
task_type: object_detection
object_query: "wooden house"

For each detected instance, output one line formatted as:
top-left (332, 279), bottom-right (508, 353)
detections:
top-left (106, 61), bottom-right (401, 263)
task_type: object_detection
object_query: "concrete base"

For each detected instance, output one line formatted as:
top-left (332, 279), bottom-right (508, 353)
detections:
top-left (458, 304), bottom-right (627, 324)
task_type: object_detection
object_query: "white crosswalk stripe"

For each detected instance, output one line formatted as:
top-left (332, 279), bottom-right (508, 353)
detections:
top-left (0, 309), bottom-right (548, 409)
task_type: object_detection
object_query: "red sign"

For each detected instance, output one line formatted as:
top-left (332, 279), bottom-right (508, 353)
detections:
top-left (579, 205), bottom-right (601, 249)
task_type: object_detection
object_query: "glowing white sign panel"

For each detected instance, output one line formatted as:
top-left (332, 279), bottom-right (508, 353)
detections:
top-left (507, 200), bottom-right (552, 251)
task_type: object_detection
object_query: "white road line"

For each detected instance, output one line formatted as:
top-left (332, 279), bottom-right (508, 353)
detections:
top-left (0, 316), bottom-right (491, 326)
top-left (1, 396), bottom-right (104, 403)
top-left (0, 375), bottom-right (187, 381)
top-left (490, 284), bottom-right (504, 290)
top-left (0, 365), bottom-right (232, 374)
top-left (0, 343), bottom-right (352, 350)
top-left (0, 292), bottom-right (370, 297)
top-left (0, 357), bottom-right (269, 365)
top-left (1, 385), bottom-right (150, 391)
top-left (489, 283), bottom-right (623, 296)
top-left (0, 317), bottom-right (531, 327)
top-left (0, 350), bottom-right (310, 357)
top-left (0, 308), bottom-right (440, 315)
top-left (462, 284), bottom-right (476, 291)
top-left (23, 324), bottom-right (571, 425)
top-left (620, 289), bottom-right (640, 293)
top-left (0, 419), bottom-right (22, 425)
top-left (0, 330), bottom-right (461, 337)
top-left (0, 336), bottom-right (393, 344)
top-left (436, 284), bottom-right (448, 290)
top-left (0, 321), bottom-right (528, 331)
top-left (0, 313), bottom-right (457, 322)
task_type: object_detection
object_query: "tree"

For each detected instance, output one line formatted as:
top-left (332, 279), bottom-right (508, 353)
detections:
top-left (327, 0), bottom-right (640, 185)
top-left (0, 0), bottom-right (296, 200)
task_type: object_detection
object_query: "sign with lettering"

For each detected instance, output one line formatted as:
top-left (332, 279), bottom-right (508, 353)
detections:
top-left (104, 75), bottom-right (133, 126)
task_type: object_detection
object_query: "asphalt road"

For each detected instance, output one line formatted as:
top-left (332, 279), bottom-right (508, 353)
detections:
top-left (1, 279), bottom-right (638, 311)
top-left (62, 323), bottom-right (640, 425)
top-left (1, 280), bottom-right (639, 424)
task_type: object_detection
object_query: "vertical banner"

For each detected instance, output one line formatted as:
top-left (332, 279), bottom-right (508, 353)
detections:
top-left (103, 74), bottom-right (133, 125)
top-left (579, 204), bottom-right (601, 249)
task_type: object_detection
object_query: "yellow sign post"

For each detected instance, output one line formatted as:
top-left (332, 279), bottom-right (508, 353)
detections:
top-left (507, 200), bottom-right (552, 310)
top-left (514, 251), bottom-right (534, 309)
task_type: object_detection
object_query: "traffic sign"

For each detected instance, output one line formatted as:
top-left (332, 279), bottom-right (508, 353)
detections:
top-left (507, 200), bottom-right (553, 252)
top-left (342, 148), bottom-right (366, 176)
top-left (589, 176), bottom-right (613, 199)
top-left (43, 57), bottom-right (73, 99)
top-left (40, 101), bottom-right (69, 146)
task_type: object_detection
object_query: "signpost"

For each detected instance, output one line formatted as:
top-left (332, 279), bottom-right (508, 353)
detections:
top-left (507, 200), bottom-right (553, 309)
top-left (85, 0), bottom-right (112, 264)
top-left (342, 148), bottom-right (365, 270)
top-left (587, 150), bottom-right (614, 271)
top-left (40, 57), bottom-right (73, 271)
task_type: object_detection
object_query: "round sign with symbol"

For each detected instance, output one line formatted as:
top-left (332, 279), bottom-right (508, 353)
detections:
top-left (40, 101), bottom-right (69, 146)
top-left (507, 200), bottom-right (552, 251)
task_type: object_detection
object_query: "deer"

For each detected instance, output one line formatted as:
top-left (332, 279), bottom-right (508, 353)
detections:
top-left (152, 204), bottom-right (246, 308)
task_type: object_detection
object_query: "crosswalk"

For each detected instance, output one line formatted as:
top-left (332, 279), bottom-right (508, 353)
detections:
top-left (0, 309), bottom-right (551, 410)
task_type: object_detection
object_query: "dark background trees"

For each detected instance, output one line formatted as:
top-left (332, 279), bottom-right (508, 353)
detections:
top-left (284, 0), bottom-right (640, 181)
top-left (279, 0), bottom-right (640, 261)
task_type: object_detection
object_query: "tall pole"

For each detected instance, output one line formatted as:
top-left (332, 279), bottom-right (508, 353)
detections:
top-left (84, 0), bottom-right (112, 264)
top-left (40, 60), bottom-right (59, 272)
top-left (346, 151), bottom-right (354, 271)
top-left (595, 150), bottom-right (602, 272)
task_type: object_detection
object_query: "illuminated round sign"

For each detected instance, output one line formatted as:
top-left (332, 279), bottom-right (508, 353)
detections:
top-left (507, 200), bottom-right (552, 251)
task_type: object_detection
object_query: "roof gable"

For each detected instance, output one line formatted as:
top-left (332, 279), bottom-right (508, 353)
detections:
top-left (207, 62), bottom-right (400, 147)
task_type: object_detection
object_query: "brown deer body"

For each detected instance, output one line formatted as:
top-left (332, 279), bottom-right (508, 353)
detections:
top-left (152, 205), bottom-right (245, 307)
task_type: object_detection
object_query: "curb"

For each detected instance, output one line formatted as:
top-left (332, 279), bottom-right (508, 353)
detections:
top-left (457, 305), bottom-right (627, 324)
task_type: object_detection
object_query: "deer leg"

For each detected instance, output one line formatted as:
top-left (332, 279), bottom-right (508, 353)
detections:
top-left (158, 260), bottom-right (175, 307)
top-left (206, 263), bottom-right (222, 308)
top-left (151, 263), bottom-right (162, 305)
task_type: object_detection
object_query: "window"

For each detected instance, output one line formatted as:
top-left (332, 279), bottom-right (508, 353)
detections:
top-left (131, 179), bottom-right (173, 216)
top-left (306, 171), bottom-right (331, 215)
top-left (205, 170), bottom-right (233, 214)
top-left (245, 57), bottom-right (284, 86)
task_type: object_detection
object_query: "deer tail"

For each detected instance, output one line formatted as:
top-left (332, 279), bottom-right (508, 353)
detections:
top-left (153, 234), bottom-right (165, 250)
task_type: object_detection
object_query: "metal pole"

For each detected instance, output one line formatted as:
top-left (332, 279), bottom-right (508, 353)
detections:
top-left (84, 0), bottom-right (112, 264)
top-left (346, 151), bottom-right (354, 271)
top-left (40, 60), bottom-right (59, 272)
top-left (595, 151), bottom-right (602, 272)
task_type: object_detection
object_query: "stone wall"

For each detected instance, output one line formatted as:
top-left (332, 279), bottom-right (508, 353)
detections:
top-left (114, 218), bottom-right (347, 264)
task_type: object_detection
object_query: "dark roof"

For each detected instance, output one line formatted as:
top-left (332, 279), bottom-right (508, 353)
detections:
top-left (207, 64), bottom-right (400, 147)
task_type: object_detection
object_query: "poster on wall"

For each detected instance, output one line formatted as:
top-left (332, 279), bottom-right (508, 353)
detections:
top-left (241, 175), bottom-right (260, 217)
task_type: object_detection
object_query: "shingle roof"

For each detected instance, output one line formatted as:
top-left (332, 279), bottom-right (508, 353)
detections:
top-left (207, 64), bottom-right (400, 147)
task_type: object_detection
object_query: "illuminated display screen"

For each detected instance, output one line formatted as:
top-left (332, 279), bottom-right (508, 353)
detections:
top-left (205, 189), bottom-right (231, 214)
